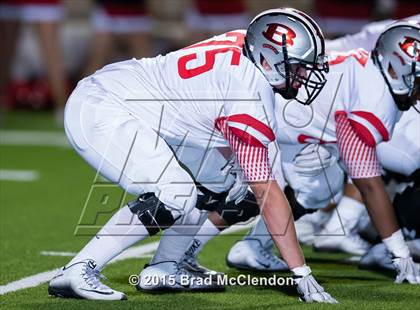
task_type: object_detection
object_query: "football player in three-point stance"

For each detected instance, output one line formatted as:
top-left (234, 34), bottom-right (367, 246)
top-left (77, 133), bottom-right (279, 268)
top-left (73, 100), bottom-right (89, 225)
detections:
top-left (49, 8), bottom-right (337, 303)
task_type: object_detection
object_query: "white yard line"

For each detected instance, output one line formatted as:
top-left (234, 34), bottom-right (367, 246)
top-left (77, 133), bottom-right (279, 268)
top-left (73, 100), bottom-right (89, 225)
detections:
top-left (344, 256), bottom-right (362, 263)
top-left (0, 269), bottom-right (62, 296)
top-left (40, 251), bottom-right (77, 257)
top-left (0, 220), bottom-right (255, 295)
top-left (0, 170), bottom-right (40, 182)
top-left (40, 251), bottom-right (154, 259)
top-left (0, 130), bottom-right (70, 148)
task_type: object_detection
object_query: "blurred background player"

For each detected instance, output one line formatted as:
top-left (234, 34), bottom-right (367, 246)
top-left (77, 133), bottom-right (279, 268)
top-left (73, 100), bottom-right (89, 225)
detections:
top-left (299, 14), bottom-right (420, 256)
top-left (2, 1), bottom-right (417, 121)
top-left (83, 0), bottom-right (152, 76)
top-left (312, 108), bottom-right (419, 256)
top-left (185, 0), bottom-right (250, 43)
top-left (0, 0), bottom-right (68, 122)
top-left (358, 108), bottom-right (420, 271)
top-left (315, 0), bottom-right (420, 36)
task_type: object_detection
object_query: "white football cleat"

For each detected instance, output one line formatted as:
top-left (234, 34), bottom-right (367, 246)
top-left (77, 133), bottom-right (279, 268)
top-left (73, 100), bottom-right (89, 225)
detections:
top-left (48, 260), bottom-right (127, 300)
top-left (359, 243), bottom-right (394, 270)
top-left (179, 251), bottom-right (224, 279)
top-left (137, 261), bottom-right (224, 292)
top-left (226, 239), bottom-right (289, 272)
top-left (314, 233), bottom-right (371, 256)
top-left (295, 211), bottom-right (332, 245)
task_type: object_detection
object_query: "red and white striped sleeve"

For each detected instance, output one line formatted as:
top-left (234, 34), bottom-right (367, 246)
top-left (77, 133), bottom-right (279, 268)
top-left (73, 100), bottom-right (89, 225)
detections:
top-left (215, 114), bottom-right (275, 182)
top-left (346, 110), bottom-right (390, 146)
top-left (335, 111), bottom-right (381, 179)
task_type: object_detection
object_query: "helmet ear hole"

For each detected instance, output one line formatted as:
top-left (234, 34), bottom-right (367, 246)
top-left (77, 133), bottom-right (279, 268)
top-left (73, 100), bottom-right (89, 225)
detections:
top-left (387, 63), bottom-right (398, 79)
top-left (260, 55), bottom-right (272, 70)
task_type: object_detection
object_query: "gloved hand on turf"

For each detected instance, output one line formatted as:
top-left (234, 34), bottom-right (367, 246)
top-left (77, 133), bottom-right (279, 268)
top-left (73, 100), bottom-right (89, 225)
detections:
top-left (293, 144), bottom-right (338, 177)
top-left (392, 256), bottom-right (420, 284)
top-left (292, 265), bottom-right (338, 303)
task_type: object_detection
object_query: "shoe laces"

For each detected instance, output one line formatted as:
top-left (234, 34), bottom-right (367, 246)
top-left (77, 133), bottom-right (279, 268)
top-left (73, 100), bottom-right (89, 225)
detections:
top-left (183, 252), bottom-right (199, 268)
top-left (258, 246), bottom-right (280, 265)
top-left (81, 265), bottom-right (108, 290)
top-left (174, 262), bottom-right (193, 279)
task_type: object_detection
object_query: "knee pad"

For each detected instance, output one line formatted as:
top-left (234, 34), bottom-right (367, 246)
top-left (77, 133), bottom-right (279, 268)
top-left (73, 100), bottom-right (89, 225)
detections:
top-left (195, 184), bottom-right (228, 212)
top-left (128, 193), bottom-right (176, 236)
top-left (216, 191), bottom-right (260, 226)
top-left (284, 186), bottom-right (317, 220)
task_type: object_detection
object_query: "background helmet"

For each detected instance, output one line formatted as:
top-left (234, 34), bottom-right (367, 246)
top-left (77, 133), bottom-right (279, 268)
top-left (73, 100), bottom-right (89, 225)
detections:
top-left (244, 8), bottom-right (329, 105)
top-left (373, 20), bottom-right (420, 111)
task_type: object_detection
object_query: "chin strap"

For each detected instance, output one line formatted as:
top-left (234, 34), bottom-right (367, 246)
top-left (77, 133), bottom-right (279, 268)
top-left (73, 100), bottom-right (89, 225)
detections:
top-left (275, 85), bottom-right (298, 99)
top-left (273, 34), bottom-right (298, 99)
top-left (281, 33), bottom-right (291, 95)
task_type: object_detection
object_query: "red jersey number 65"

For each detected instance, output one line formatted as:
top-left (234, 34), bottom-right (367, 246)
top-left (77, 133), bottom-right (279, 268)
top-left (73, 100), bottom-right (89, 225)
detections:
top-left (178, 32), bottom-right (245, 79)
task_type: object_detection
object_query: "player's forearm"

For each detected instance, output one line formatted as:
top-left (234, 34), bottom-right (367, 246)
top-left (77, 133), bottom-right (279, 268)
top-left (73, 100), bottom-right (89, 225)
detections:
top-left (262, 201), bottom-right (305, 269)
top-left (353, 176), bottom-right (412, 259)
top-left (352, 176), bottom-right (399, 238)
top-left (251, 181), bottom-right (305, 269)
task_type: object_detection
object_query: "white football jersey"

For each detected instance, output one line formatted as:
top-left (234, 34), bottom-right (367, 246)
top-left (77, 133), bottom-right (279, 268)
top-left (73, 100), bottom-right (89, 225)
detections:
top-left (377, 108), bottom-right (420, 176)
top-left (88, 30), bottom-right (277, 152)
top-left (325, 14), bottom-right (420, 53)
top-left (274, 51), bottom-right (401, 147)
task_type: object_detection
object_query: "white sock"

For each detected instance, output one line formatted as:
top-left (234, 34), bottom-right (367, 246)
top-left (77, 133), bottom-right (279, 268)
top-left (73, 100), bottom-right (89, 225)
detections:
top-left (322, 196), bottom-right (365, 235)
top-left (245, 217), bottom-right (273, 248)
top-left (150, 228), bottom-right (192, 264)
top-left (183, 219), bottom-right (222, 257)
top-left (187, 219), bottom-right (221, 256)
top-left (297, 209), bottom-right (332, 227)
top-left (383, 229), bottom-right (410, 258)
top-left (67, 206), bottom-right (149, 269)
top-left (316, 209), bottom-right (334, 223)
top-left (151, 208), bottom-right (205, 264)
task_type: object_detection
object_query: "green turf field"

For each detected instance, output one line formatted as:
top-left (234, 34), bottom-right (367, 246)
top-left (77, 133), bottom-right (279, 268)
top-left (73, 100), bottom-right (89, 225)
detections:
top-left (1, 111), bottom-right (419, 309)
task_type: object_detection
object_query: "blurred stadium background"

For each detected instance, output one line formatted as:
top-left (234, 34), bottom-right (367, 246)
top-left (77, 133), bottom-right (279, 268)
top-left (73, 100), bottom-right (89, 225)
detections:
top-left (1, 1), bottom-right (419, 309)
top-left (0, 0), bottom-right (418, 115)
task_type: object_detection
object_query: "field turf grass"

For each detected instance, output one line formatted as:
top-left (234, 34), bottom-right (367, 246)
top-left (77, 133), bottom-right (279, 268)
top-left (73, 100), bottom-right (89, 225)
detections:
top-left (1, 110), bottom-right (419, 309)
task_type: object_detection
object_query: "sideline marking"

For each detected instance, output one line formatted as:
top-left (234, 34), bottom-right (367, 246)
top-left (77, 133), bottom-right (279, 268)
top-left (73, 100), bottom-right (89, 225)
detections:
top-left (0, 130), bottom-right (69, 148)
top-left (40, 251), bottom-right (77, 257)
top-left (39, 251), bottom-right (154, 259)
top-left (0, 170), bottom-right (40, 182)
